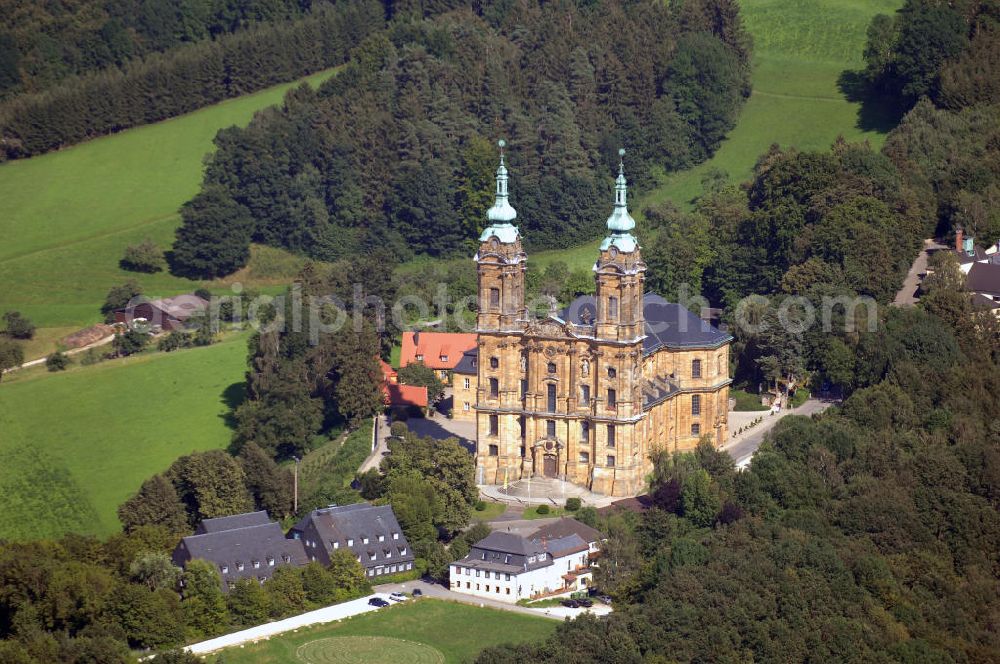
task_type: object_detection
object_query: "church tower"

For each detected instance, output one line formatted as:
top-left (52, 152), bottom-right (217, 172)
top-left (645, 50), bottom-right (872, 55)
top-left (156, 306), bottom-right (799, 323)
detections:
top-left (475, 140), bottom-right (527, 486)
top-left (476, 140), bottom-right (527, 332)
top-left (595, 150), bottom-right (646, 342)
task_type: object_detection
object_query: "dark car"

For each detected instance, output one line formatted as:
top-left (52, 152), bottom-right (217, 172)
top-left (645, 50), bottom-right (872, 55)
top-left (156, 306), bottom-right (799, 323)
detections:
top-left (560, 599), bottom-right (580, 608)
top-left (368, 597), bottom-right (390, 607)
top-left (577, 598), bottom-right (593, 607)
top-left (412, 588), bottom-right (423, 596)
top-left (596, 595), bottom-right (612, 605)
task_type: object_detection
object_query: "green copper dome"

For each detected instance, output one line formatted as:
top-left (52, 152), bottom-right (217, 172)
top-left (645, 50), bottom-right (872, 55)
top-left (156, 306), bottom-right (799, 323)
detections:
top-left (480, 139), bottom-right (520, 244)
top-left (601, 149), bottom-right (637, 253)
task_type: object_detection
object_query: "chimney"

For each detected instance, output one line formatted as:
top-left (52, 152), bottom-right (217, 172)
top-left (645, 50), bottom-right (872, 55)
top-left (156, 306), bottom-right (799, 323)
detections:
top-left (956, 227), bottom-right (964, 252)
top-left (412, 329), bottom-right (420, 347)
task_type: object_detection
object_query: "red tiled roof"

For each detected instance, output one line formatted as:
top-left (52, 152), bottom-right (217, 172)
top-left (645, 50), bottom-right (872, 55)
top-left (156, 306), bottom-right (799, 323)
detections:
top-left (378, 358), bottom-right (397, 384)
top-left (383, 383), bottom-right (428, 408)
top-left (400, 332), bottom-right (477, 370)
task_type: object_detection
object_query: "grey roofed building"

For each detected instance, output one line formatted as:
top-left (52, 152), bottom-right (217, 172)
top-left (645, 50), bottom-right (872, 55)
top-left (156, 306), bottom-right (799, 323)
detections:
top-left (456, 531), bottom-right (589, 575)
top-left (967, 262), bottom-right (1000, 299)
top-left (530, 517), bottom-right (606, 550)
top-left (289, 503), bottom-right (415, 580)
top-left (195, 510), bottom-right (270, 534)
top-left (172, 515), bottom-right (308, 591)
top-left (560, 292), bottom-right (732, 353)
top-left (453, 348), bottom-right (478, 375)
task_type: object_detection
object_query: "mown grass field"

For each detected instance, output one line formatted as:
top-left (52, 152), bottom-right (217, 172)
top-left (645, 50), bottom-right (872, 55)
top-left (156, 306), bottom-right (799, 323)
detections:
top-left (217, 599), bottom-right (558, 664)
top-left (637, 0), bottom-right (902, 210)
top-left (0, 334), bottom-right (248, 540)
top-left (0, 68), bottom-right (336, 344)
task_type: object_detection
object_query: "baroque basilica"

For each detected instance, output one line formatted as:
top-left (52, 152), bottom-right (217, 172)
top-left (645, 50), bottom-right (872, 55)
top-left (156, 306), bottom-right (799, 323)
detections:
top-left (473, 144), bottom-right (732, 496)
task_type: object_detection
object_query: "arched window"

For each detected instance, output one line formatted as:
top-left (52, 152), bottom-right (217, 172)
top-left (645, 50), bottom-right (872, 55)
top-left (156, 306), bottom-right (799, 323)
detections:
top-left (608, 296), bottom-right (619, 321)
top-left (692, 359), bottom-right (702, 378)
top-left (608, 367), bottom-right (617, 378)
top-left (691, 394), bottom-right (701, 416)
top-left (490, 356), bottom-right (499, 369)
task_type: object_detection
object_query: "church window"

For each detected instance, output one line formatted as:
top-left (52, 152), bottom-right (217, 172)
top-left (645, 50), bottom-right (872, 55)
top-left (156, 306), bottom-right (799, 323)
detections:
top-left (580, 421), bottom-right (590, 443)
top-left (489, 378), bottom-right (499, 398)
top-left (607, 425), bottom-right (616, 447)
top-left (607, 455), bottom-right (616, 467)
top-left (692, 394), bottom-right (701, 416)
top-left (607, 388), bottom-right (616, 409)
top-left (489, 444), bottom-right (498, 456)
top-left (489, 288), bottom-right (500, 309)
top-left (546, 420), bottom-right (556, 437)
top-left (691, 423), bottom-right (701, 436)
top-left (608, 367), bottom-right (616, 378)
top-left (579, 451), bottom-right (590, 464)
top-left (547, 383), bottom-right (556, 412)
top-left (608, 296), bottom-right (619, 321)
top-left (547, 362), bottom-right (556, 374)
top-left (580, 384), bottom-right (590, 403)
top-left (489, 414), bottom-right (499, 436)
top-left (692, 359), bottom-right (702, 378)
top-left (520, 379), bottom-right (527, 398)
top-left (490, 356), bottom-right (499, 369)
top-left (464, 377), bottom-right (471, 389)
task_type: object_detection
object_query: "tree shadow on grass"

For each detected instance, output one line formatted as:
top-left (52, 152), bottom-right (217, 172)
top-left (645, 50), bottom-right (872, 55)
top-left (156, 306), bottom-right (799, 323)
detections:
top-left (838, 69), bottom-right (908, 134)
top-left (219, 381), bottom-right (246, 430)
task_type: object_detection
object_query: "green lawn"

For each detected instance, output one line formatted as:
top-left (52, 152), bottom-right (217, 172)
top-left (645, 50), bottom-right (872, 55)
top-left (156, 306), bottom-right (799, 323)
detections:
top-left (472, 501), bottom-right (509, 521)
top-left (731, 388), bottom-right (770, 412)
top-left (521, 505), bottom-right (567, 520)
top-left (0, 68), bottom-right (337, 337)
top-left (637, 0), bottom-right (902, 210)
top-left (215, 599), bottom-right (558, 664)
top-left (0, 334), bottom-right (249, 540)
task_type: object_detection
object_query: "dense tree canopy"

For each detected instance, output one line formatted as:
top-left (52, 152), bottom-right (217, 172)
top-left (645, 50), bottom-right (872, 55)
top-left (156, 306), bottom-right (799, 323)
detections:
top-left (171, 0), bottom-right (751, 275)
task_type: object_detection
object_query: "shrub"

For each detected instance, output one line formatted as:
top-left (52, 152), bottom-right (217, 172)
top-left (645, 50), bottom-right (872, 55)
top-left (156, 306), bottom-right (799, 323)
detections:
top-left (565, 497), bottom-right (582, 512)
top-left (2, 311), bottom-right (35, 339)
top-left (120, 239), bottom-right (165, 273)
top-left (536, 504), bottom-right (550, 515)
top-left (158, 332), bottom-right (192, 352)
top-left (474, 500), bottom-right (487, 512)
top-left (45, 351), bottom-right (70, 371)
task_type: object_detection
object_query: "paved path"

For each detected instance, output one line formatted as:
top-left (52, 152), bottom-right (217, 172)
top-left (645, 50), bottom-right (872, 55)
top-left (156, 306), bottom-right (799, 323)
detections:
top-left (2, 333), bottom-right (115, 375)
top-left (722, 398), bottom-right (835, 468)
top-left (893, 238), bottom-right (946, 307)
top-left (485, 516), bottom-right (562, 537)
top-left (185, 593), bottom-right (386, 654)
top-left (374, 578), bottom-right (610, 620)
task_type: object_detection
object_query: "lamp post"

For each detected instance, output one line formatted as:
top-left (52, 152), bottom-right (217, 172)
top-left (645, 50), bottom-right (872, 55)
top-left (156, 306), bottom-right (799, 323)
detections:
top-left (293, 456), bottom-right (300, 515)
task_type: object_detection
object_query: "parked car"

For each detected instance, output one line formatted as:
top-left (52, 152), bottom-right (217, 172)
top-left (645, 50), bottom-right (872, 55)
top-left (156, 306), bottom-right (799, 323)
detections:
top-left (596, 595), bottom-right (612, 605)
top-left (389, 592), bottom-right (407, 602)
top-left (368, 597), bottom-right (390, 607)
top-left (577, 598), bottom-right (593, 607)
top-left (560, 599), bottom-right (580, 608)
top-left (412, 588), bottom-right (423, 596)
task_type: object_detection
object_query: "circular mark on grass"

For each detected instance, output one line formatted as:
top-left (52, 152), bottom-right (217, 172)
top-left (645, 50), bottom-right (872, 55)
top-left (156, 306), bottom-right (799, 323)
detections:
top-left (296, 635), bottom-right (445, 664)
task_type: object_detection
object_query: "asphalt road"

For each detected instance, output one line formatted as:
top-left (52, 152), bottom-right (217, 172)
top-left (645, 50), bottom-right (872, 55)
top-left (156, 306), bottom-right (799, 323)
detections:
top-left (723, 398), bottom-right (834, 468)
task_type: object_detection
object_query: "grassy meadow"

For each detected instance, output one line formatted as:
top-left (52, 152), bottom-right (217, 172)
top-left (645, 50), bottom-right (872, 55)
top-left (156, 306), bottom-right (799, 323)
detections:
top-left (0, 68), bottom-right (336, 347)
top-left (216, 599), bottom-right (558, 664)
top-left (0, 334), bottom-right (248, 540)
top-left (637, 0), bottom-right (903, 210)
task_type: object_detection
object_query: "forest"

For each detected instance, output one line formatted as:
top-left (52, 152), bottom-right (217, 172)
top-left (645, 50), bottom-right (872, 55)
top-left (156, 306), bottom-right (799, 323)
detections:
top-left (169, 0), bottom-right (752, 275)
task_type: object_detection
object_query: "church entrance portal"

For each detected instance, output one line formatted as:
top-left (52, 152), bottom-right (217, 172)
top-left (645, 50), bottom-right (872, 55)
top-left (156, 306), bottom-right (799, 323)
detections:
top-left (543, 455), bottom-right (557, 477)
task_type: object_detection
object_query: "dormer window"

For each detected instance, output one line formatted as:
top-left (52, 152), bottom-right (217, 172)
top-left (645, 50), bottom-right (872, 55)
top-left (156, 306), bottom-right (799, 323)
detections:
top-left (267, 557), bottom-right (274, 566)
top-left (440, 355), bottom-right (448, 362)
top-left (482, 552), bottom-right (487, 560)
top-left (399, 547), bottom-right (406, 555)
top-left (363, 537), bottom-right (369, 545)
top-left (416, 354), bottom-right (423, 361)
top-left (393, 532), bottom-right (399, 540)
top-left (333, 541), bottom-right (339, 549)
top-left (385, 549), bottom-right (392, 558)
top-left (221, 565), bottom-right (229, 574)
top-left (378, 535), bottom-right (384, 542)
top-left (282, 554), bottom-right (291, 563)
top-left (348, 538), bottom-right (354, 546)
top-left (369, 552), bottom-right (376, 561)
top-left (528, 556), bottom-right (536, 563)
top-left (252, 560), bottom-right (260, 569)
top-left (236, 561), bottom-right (244, 571)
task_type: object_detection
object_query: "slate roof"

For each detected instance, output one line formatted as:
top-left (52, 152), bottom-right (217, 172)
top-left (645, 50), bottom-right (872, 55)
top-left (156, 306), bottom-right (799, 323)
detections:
top-left (956, 246), bottom-right (989, 265)
top-left (195, 510), bottom-right (270, 534)
top-left (972, 293), bottom-right (1000, 310)
top-left (173, 518), bottom-right (307, 590)
top-left (453, 348), bottom-right (478, 375)
top-left (530, 518), bottom-right (606, 545)
top-left (290, 503), bottom-right (414, 569)
top-left (560, 293), bottom-right (731, 352)
top-left (967, 262), bottom-right (1000, 297)
top-left (538, 533), bottom-right (589, 558)
top-left (457, 531), bottom-right (553, 574)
